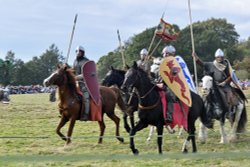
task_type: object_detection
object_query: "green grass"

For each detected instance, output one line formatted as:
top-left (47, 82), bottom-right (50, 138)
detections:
top-left (0, 90), bottom-right (250, 167)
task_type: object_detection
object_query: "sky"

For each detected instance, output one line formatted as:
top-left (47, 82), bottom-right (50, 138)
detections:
top-left (0, 0), bottom-right (250, 65)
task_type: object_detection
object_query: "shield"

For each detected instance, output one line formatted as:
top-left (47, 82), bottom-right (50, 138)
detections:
top-left (225, 59), bottom-right (246, 99)
top-left (82, 61), bottom-right (100, 105)
top-left (159, 56), bottom-right (192, 107)
top-left (175, 55), bottom-right (197, 93)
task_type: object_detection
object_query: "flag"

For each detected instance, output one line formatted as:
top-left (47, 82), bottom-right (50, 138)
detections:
top-left (155, 18), bottom-right (179, 41)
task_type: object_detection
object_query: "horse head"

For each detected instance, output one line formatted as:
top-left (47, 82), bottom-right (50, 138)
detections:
top-left (121, 61), bottom-right (141, 92)
top-left (43, 64), bottom-right (74, 87)
top-left (201, 75), bottom-right (213, 96)
top-left (101, 66), bottom-right (125, 88)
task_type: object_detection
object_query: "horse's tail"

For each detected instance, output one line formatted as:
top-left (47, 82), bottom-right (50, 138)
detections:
top-left (109, 86), bottom-right (127, 112)
top-left (236, 102), bottom-right (247, 133)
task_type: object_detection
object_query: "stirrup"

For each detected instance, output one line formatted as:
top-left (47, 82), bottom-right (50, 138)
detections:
top-left (80, 114), bottom-right (89, 121)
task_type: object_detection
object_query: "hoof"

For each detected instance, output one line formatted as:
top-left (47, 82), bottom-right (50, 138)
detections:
top-left (133, 149), bottom-right (139, 155)
top-left (182, 148), bottom-right (188, 154)
top-left (229, 135), bottom-right (237, 142)
top-left (118, 137), bottom-right (124, 143)
top-left (146, 138), bottom-right (151, 144)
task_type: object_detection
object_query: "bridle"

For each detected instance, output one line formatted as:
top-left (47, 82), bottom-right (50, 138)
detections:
top-left (129, 69), bottom-right (159, 110)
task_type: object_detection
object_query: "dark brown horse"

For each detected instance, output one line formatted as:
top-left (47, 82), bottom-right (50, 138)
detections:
top-left (43, 64), bottom-right (127, 145)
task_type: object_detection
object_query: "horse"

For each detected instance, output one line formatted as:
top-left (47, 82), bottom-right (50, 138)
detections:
top-left (121, 62), bottom-right (213, 155)
top-left (102, 66), bottom-right (138, 133)
top-left (102, 66), bottom-right (176, 140)
top-left (198, 75), bottom-right (247, 143)
top-left (43, 64), bottom-right (127, 145)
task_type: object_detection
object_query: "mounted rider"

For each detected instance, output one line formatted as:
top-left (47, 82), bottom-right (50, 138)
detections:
top-left (73, 45), bottom-right (90, 121)
top-left (137, 48), bottom-right (152, 77)
top-left (160, 45), bottom-right (180, 123)
top-left (193, 48), bottom-right (244, 112)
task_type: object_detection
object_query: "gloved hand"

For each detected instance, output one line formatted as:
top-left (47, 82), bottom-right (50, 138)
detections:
top-left (218, 81), bottom-right (226, 87)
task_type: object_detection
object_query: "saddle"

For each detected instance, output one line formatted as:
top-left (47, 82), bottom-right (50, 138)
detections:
top-left (76, 84), bottom-right (102, 121)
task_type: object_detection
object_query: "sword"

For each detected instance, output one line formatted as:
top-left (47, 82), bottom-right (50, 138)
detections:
top-left (65, 14), bottom-right (78, 64)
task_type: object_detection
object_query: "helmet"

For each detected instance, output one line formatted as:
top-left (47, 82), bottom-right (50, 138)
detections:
top-left (162, 45), bottom-right (176, 57)
top-left (140, 48), bottom-right (148, 55)
top-left (215, 48), bottom-right (224, 57)
top-left (140, 48), bottom-right (148, 59)
top-left (76, 45), bottom-right (85, 52)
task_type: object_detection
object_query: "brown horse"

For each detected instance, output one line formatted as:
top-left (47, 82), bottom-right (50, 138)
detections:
top-left (43, 64), bottom-right (127, 145)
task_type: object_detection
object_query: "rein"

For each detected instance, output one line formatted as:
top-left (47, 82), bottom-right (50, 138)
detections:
top-left (138, 95), bottom-right (160, 110)
top-left (140, 84), bottom-right (156, 99)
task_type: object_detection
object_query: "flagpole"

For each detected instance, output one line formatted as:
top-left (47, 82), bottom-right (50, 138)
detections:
top-left (147, 31), bottom-right (157, 55)
top-left (117, 29), bottom-right (126, 68)
top-left (188, 0), bottom-right (199, 93)
top-left (148, 39), bottom-right (162, 60)
top-left (65, 14), bottom-right (78, 64)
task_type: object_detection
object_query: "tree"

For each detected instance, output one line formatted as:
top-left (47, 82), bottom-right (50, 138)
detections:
top-left (23, 44), bottom-right (64, 85)
top-left (0, 51), bottom-right (17, 86)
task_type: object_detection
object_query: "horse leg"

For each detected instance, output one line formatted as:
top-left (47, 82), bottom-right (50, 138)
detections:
top-left (166, 125), bottom-right (175, 134)
top-left (230, 103), bottom-right (243, 142)
top-left (130, 120), bottom-right (148, 155)
top-left (156, 125), bottom-right (164, 154)
top-left (107, 113), bottom-right (124, 143)
top-left (219, 117), bottom-right (228, 144)
top-left (182, 124), bottom-right (197, 153)
top-left (123, 113), bottom-right (130, 133)
top-left (190, 127), bottom-right (197, 153)
top-left (98, 120), bottom-right (106, 144)
top-left (130, 112), bottom-right (135, 129)
top-left (56, 116), bottom-right (68, 142)
top-left (198, 121), bottom-right (207, 144)
top-left (147, 126), bottom-right (155, 143)
top-left (65, 117), bottom-right (77, 145)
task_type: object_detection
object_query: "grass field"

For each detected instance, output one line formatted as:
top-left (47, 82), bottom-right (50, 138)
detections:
top-left (0, 90), bottom-right (250, 167)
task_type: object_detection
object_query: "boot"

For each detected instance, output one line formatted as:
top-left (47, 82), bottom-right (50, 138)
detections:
top-left (166, 102), bottom-right (173, 123)
top-left (80, 98), bottom-right (89, 121)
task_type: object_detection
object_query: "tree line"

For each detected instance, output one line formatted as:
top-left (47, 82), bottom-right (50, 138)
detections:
top-left (97, 18), bottom-right (250, 80)
top-left (0, 18), bottom-right (249, 86)
top-left (0, 44), bottom-right (64, 86)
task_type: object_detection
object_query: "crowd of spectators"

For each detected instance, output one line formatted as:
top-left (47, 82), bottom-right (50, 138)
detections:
top-left (239, 79), bottom-right (250, 90)
top-left (0, 85), bottom-right (56, 94)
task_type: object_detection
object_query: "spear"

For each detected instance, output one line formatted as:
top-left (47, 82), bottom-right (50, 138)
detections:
top-left (188, 0), bottom-right (199, 93)
top-left (65, 14), bottom-right (78, 64)
top-left (117, 29), bottom-right (126, 68)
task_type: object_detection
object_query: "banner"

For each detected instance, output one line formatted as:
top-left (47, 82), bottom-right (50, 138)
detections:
top-left (155, 18), bottom-right (180, 41)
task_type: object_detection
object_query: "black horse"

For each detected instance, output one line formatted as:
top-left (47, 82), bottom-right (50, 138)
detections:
top-left (121, 62), bottom-right (212, 155)
top-left (102, 66), bottom-right (138, 133)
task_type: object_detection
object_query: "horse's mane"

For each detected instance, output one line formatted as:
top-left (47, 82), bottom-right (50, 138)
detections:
top-left (65, 68), bottom-right (78, 93)
top-left (113, 68), bottom-right (126, 75)
top-left (137, 67), bottom-right (150, 80)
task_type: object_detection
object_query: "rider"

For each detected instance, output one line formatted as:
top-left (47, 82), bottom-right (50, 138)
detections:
top-left (192, 48), bottom-right (238, 112)
top-left (137, 48), bottom-right (151, 77)
top-left (160, 45), bottom-right (179, 123)
top-left (73, 45), bottom-right (90, 121)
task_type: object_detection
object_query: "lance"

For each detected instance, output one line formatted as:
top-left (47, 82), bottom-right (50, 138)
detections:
top-left (65, 14), bottom-right (78, 64)
top-left (188, 0), bottom-right (199, 93)
top-left (117, 29), bottom-right (126, 68)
